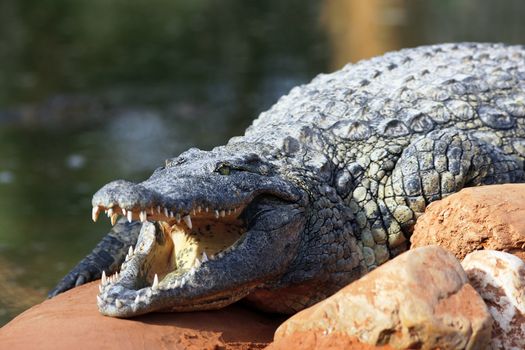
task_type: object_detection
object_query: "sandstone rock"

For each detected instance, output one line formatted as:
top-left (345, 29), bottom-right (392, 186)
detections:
top-left (267, 330), bottom-right (393, 350)
top-left (411, 184), bottom-right (525, 261)
top-left (0, 281), bottom-right (283, 350)
top-left (273, 246), bottom-right (492, 350)
top-left (462, 250), bottom-right (525, 350)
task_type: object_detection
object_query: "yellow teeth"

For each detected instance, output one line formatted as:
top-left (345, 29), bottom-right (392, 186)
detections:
top-left (152, 274), bottom-right (159, 290)
top-left (93, 204), bottom-right (242, 230)
top-left (110, 213), bottom-right (118, 225)
top-left (92, 206), bottom-right (100, 222)
top-left (183, 215), bottom-right (192, 229)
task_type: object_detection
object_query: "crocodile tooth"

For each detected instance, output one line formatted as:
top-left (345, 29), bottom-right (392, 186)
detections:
top-left (220, 210), bottom-right (225, 217)
top-left (194, 258), bottom-right (201, 268)
top-left (98, 284), bottom-right (103, 293)
top-left (97, 295), bottom-right (103, 304)
top-left (227, 209), bottom-right (232, 216)
top-left (205, 207), bottom-right (209, 213)
top-left (164, 208), bottom-right (169, 217)
top-left (127, 211), bottom-right (133, 223)
top-left (197, 206), bottom-right (202, 213)
top-left (152, 274), bottom-right (159, 290)
top-left (108, 208), bottom-right (113, 217)
top-left (180, 276), bottom-right (187, 286)
top-left (92, 206), bottom-right (100, 222)
top-left (110, 213), bottom-right (119, 225)
top-left (215, 210), bottom-right (220, 219)
top-left (157, 206), bottom-right (161, 214)
top-left (150, 207), bottom-right (155, 215)
top-left (140, 211), bottom-right (147, 222)
top-left (173, 279), bottom-right (181, 288)
top-left (202, 251), bottom-right (209, 262)
top-left (101, 270), bottom-right (107, 285)
top-left (183, 215), bottom-right (192, 229)
top-left (189, 267), bottom-right (196, 276)
top-left (176, 213), bottom-right (181, 223)
top-left (115, 271), bottom-right (119, 279)
top-left (121, 208), bottom-right (126, 215)
top-left (115, 299), bottom-right (123, 308)
top-left (134, 295), bottom-right (140, 304)
top-left (128, 246), bottom-right (134, 257)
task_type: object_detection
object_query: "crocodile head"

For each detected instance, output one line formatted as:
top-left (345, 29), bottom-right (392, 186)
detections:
top-left (92, 146), bottom-right (306, 317)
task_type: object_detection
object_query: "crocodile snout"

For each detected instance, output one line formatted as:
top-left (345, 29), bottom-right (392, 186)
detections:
top-left (92, 180), bottom-right (159, 211)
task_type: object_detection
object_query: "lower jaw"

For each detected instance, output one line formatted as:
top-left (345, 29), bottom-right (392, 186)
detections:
top-left (97, 261), bottom-right (256, 317)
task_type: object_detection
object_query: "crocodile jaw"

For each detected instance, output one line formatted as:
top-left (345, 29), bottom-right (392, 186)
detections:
top-left (96, 197), bottom-right (305, 317)
top-left (91, 178), bottom-right (306, 317)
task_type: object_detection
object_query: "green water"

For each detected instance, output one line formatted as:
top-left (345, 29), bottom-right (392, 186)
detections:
top-left (1, 0), bottom-right (525, 325)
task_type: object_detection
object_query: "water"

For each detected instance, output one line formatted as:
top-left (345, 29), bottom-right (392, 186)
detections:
top-left (1, 0), bottom-right (525, 325)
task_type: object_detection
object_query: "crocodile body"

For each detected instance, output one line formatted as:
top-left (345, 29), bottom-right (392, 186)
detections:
top-left (50, 43), bottom-right (525, 317)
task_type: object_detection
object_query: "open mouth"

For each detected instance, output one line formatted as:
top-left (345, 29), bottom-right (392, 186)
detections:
top-left (95, 204), bottom-right (247, 287)
top-left (93, 199), bottom-right (261, 315)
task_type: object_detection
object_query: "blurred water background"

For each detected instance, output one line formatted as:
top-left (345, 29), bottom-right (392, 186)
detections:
top-left (1, 0), bottom-right (525, 325)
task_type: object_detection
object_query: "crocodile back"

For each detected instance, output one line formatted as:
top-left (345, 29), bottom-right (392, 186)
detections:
top-left (242, 43), bottom-right (525, 160)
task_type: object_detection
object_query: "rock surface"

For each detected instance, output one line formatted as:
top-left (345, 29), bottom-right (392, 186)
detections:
top-left (411, 184), bottom-right (525, 261)
top-left (0, 281), bottom-right (284, 350)
top-left (462, 250), bottom-right (525, 350)
top-left (267, 330), bottom-right (394, 350)
top-left (273, 245), bottom-right (492, 350)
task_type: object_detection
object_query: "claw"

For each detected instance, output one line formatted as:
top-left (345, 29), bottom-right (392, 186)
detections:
top-left (75, 275), bottom-right (86, 287)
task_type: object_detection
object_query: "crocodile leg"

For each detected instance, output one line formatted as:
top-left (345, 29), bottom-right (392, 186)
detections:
top-left (48, 219), bottom-right (142, 298)
top-left (381, 128), bottom-right (525, 256)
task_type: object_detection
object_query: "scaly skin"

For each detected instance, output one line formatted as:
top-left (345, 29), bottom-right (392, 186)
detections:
top-left (50, 43), bottom-right (525, 317)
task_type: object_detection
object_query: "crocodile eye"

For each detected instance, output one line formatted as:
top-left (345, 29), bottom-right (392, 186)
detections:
top-left (216, 164), bottom-right (231, 175)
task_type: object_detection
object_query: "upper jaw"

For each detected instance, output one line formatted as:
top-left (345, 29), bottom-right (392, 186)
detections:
top-left (91, 170), bottom-right (302, 226)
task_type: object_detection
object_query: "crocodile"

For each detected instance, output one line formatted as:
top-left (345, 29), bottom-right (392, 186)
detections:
top-left (49, 43), bottom-right (525, 317)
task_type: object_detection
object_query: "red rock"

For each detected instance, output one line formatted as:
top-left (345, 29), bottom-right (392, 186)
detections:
top-left (0, 281), bottom-right (284, 350)
top-left (273, 246), bottom-right (492, 349)
top-left (267, 330), bottom-right (393, 350)
top-left (411, 184), bottom-right (525, 261)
